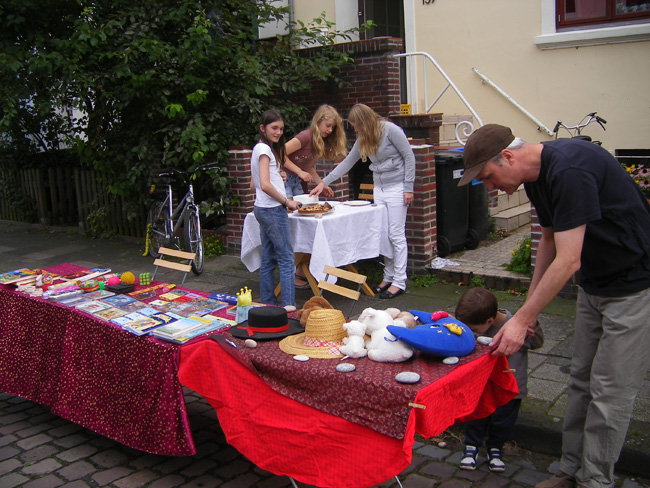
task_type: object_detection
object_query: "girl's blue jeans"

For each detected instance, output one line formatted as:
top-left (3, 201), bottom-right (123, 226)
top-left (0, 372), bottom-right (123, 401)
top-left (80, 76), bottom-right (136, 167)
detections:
top-left (253, 205), bottom-right (296, 308)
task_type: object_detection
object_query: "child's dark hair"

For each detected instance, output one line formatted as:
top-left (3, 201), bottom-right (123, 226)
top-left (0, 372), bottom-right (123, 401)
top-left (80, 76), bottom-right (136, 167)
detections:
top-left (258, 109), bottom-right (286, 167)
top-left (455, 287), bottom-right (498, 326)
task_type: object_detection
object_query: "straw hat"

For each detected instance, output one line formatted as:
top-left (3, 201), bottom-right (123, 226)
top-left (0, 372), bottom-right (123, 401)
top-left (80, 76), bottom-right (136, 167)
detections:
top-left (279, 308), bottom-right (346, 359)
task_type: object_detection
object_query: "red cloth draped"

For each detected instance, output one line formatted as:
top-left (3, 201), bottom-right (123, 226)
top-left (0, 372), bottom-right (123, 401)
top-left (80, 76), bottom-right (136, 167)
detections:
top-left (178, 339), bottom-right (517, 488)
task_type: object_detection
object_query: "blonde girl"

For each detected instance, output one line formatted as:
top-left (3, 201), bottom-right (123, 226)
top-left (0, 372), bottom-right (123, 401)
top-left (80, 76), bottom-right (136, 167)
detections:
top-left (311, 104), bottom-right (415, 299)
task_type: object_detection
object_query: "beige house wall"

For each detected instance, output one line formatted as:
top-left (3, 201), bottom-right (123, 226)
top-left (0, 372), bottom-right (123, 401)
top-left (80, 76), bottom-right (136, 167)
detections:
top-left (292, 0), bottom-right (650, 151)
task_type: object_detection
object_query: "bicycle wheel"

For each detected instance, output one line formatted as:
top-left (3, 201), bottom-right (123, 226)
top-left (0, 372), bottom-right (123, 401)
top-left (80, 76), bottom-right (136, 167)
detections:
top-left (146, 201), bottom-right (168, 258)
top-left (183, 205), bottom-right (204, 275)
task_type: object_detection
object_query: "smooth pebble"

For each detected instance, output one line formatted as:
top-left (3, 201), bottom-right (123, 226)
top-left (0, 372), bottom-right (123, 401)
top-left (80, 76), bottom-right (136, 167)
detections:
top-left (293, 355), bottom-right (310, 362)
top-left (336, 363), bottom-right (356, 373)
top-left (477, 336), bottom-right (492, 346)
top-left (395, 371), bottom-right (420, 384)
top-left (244, 339), bottom-right (257, 348)
top-left (443, 356), bottom-right (459, 365)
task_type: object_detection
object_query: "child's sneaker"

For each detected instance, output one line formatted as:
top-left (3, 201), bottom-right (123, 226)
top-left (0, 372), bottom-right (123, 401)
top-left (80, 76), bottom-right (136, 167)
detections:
top-left (460, 445), bottom-right (478, 470)
top-left (488, 448), bottom-right (506, 472)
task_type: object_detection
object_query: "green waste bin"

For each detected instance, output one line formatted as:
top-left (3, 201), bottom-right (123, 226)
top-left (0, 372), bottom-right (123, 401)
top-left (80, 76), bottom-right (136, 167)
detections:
top-left (435, 150), bottom-right (469, 257)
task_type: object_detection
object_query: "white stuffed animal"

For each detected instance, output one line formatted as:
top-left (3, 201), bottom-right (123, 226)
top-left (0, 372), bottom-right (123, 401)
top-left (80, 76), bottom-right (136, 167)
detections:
top-left (359, 307), bottom-right (413, 363)
top-left (339, 320), bottom-right (368, 358)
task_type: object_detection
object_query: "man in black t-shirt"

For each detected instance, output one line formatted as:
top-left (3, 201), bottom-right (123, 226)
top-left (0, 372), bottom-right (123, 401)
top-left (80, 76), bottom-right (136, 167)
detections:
top-left (458, 124), bottom-right (650, 488)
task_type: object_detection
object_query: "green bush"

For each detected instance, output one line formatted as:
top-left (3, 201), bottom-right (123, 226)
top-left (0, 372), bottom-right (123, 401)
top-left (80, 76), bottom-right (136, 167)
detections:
top-left (505, 236), bottom-right (532, 276)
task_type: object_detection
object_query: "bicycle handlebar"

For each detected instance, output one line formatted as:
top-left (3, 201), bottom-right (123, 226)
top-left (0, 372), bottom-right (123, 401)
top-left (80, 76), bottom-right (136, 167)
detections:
top-left (553, 112), bottom-right (606, 138)
top-left (155, 162), bottom-right (220, 179)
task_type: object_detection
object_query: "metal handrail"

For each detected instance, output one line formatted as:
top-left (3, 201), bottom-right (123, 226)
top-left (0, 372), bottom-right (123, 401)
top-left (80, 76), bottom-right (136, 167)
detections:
top-left (472, 68), bottom-right (555, 137)
top-left (394, 51), bottom-right (483, 144)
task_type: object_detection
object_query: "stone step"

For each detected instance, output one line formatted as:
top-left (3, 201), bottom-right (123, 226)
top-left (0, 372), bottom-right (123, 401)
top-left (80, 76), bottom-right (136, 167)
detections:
top-left (490, 186), bottom-right (529, 216)
top-left (493, 202), bottom-right (531, 232)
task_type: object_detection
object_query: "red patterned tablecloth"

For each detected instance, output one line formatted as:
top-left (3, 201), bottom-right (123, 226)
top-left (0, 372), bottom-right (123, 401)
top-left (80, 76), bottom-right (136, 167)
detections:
top-left (178, 335), bottom-right (518, 488)
top-left (0, 264), bottom-right (196, 456)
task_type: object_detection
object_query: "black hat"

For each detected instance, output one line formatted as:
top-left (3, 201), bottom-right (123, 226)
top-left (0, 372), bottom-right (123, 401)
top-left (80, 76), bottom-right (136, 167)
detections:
top-left (458, 124), bottom-right (515, 186)
top-left (229, 306), bottom-right (303, 340)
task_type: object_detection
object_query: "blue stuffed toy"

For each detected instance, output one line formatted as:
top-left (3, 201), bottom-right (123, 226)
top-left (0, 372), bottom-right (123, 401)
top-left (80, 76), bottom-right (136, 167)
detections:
top-left (386, 310), bottom-right (476, 357)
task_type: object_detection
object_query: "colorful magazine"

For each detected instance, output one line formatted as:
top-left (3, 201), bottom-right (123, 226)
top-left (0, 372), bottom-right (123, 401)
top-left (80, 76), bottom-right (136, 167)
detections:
top-left (75, 300), bottom-right (111, 314)
top-left (94, 307), bottom-right (128, 321)
top-left (102, 294), bottom-right (136, 307)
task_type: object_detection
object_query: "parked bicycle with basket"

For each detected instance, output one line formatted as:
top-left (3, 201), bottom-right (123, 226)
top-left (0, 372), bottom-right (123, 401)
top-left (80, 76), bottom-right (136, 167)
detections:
top-left (146, 163), bottom-right (219, 275)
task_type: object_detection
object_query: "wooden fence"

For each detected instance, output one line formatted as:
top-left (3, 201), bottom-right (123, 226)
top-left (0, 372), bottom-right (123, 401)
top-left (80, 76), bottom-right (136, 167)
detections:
top-left (0, 166), bottom-right (147, 238)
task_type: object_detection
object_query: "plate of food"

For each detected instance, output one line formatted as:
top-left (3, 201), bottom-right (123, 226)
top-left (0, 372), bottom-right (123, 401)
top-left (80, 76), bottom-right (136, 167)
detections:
top-left (295, 202), bottom-right (334, 216)
top-left (343, 200), bottom-right (371, 206)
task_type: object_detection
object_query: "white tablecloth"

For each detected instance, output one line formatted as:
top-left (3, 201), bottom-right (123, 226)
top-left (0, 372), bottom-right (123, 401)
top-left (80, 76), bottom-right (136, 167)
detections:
top-left (240, 203), bottom-right (392, 283)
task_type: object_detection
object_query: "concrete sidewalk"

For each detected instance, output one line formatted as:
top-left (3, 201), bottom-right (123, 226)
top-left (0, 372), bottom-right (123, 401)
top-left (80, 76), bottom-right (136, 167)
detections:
top-left (0, 220), bottom-right (648, 488)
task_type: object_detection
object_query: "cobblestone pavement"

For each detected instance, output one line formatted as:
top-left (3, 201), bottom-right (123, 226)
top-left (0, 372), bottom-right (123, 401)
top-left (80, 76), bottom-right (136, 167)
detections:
top-left (0, 220), bottom-right (648, 488)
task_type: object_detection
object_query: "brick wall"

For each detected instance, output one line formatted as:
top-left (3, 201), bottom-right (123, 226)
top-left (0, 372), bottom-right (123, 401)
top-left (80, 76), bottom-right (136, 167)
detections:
top-left (225, 37), bottom-right (440, 274)
top-left (530, 209), bottom-right (579, 299)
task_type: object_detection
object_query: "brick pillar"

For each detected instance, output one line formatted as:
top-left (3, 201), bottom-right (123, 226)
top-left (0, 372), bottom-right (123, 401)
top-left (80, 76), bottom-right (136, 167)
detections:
top-left (226, 146), bottom-right (253, 255)
top-left (407, 144), bottom-right (437, 274)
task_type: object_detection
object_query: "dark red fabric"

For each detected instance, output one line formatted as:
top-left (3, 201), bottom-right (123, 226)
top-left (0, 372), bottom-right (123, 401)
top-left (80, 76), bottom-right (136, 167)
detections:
top-left (178, 339), bottom-right (518, 488)
top-left (224, 336), bottom-right (512, 439)
top-left (0, 264), bottom-right (195, 456)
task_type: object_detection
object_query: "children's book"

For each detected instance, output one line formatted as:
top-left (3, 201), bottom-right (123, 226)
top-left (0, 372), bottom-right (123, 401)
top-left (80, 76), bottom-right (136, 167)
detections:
top-left (94, 307), bottom-right (128, 321)
top-left (153, 318), bottom-right (235, 344)
top-left (0, 268), bottom-right (38, 284)
top-left (83, 290), bottom-right (115, 300)
top-left (75, 300), bottom-right (111, 314)
top-left (151, 316), bottom-right (208, 339)
top-left (102, 294), bottom-right (136, 308)
top-left (122, 316), bottom-right (167, 336)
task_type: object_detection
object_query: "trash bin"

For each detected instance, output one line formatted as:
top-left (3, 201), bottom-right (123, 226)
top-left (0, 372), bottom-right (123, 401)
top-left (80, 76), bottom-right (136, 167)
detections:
top-left (468, 180), bottom-right (488, 244)
top-left (435, 150), bottom-right (469, 257)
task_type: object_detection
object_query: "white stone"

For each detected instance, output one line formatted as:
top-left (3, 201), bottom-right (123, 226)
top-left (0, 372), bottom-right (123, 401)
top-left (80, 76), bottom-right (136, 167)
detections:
top-left (336, 363), bottom-right (356, 373)
top-left (244, 339), bottom-right (257, 348)
top-left (293, 355), bottom-right (310, 362)
top-left (395, 372), bottom-right (421, 384)
top-left (477, 336), bottom-right (492, 346)
top-left (443, 356), bottom-right (459, 365)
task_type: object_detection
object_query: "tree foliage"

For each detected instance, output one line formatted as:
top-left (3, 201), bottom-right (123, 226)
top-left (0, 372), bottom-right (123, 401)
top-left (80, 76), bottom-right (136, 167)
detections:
top-left (0, 0), bottom-right (365, 221)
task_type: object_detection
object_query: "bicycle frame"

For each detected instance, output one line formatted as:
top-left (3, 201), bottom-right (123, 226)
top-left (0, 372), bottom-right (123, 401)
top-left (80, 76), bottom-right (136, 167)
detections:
top-left (156, 182), bottom-right (197, 247)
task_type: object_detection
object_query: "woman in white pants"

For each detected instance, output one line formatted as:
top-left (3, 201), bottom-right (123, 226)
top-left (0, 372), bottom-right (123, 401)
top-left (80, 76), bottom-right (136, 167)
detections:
top-left (311, 104), bottom-right (415, 298)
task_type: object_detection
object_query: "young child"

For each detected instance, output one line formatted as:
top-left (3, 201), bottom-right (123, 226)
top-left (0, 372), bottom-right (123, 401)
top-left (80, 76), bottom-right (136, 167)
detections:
top-left (284, 104), bottom-right (347, 199)
top-left (250, 110), bottom-right (301, 311)
top-left (455, 287), bottom-right (544, 472)
top-left (284, 105), bottom-right (347, 289)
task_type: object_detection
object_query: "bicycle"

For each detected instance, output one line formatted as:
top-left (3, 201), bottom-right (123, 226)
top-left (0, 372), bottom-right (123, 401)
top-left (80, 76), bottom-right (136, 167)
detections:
top-left (146, 163), bottom-right (219, 275)
top-left (553, 112), bottom-right (607, 145)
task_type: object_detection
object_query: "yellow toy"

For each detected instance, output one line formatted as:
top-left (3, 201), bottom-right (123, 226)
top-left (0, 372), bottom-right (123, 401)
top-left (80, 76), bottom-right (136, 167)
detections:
top-left (120, 271), bottom-right (135, 285)
top-left (236, 287), bottom-right (253, 323)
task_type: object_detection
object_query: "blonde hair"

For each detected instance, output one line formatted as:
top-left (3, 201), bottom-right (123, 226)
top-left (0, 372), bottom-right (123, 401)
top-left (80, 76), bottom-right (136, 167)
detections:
top-left (309, 105), bottom-right (347, 162)
top-left (348, 103), bottom-right (384, 162)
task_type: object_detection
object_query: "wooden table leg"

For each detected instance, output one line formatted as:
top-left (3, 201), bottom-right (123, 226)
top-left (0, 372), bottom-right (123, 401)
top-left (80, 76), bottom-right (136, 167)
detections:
top-left (345, 264), bottom-right (375, 297)
top-left (274, 253), bottom-right (319, 297)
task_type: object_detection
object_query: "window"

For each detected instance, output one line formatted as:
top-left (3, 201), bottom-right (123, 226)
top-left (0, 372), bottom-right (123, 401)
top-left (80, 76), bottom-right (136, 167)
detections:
top-left (557, 0), bottom-right (650, 28)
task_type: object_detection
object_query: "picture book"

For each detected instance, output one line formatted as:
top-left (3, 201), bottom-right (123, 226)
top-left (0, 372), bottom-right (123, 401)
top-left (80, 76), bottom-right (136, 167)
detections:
top-left (102, 294), bottom-right (136, 308)
top-left (83, 290), bottom-right (115, 300)
top-left (0, 268), bottom-right (38, 284)
top-left (122, 316), bottom-right (166, 336)
top-left (206, 292), bottom-right (238, 304)
top-left (94, 307), bottom-right (128, 321)
top-left (151, 316), bottom-right (208, 339)
top-left (57, 295), bottom-right (86, 306)
top-left (75, 300), bottom-right (111, 314)
top-left (114, 300), bottom-right (149, 313)
top-left (153, 319), bottom-right (234, 344)
top-left (135, 306), bottom-right (162, 317)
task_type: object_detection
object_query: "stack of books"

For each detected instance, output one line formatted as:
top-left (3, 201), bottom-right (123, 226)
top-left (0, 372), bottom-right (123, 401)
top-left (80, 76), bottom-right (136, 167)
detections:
top-left (152, 315), bottom-right (235, 344)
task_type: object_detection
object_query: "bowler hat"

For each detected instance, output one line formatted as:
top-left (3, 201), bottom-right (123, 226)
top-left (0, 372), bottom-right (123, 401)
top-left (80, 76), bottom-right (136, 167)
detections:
top-left (458, 124), bottom-right (514, 186)
top-left (230, 306), bottom-right (303, 340)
